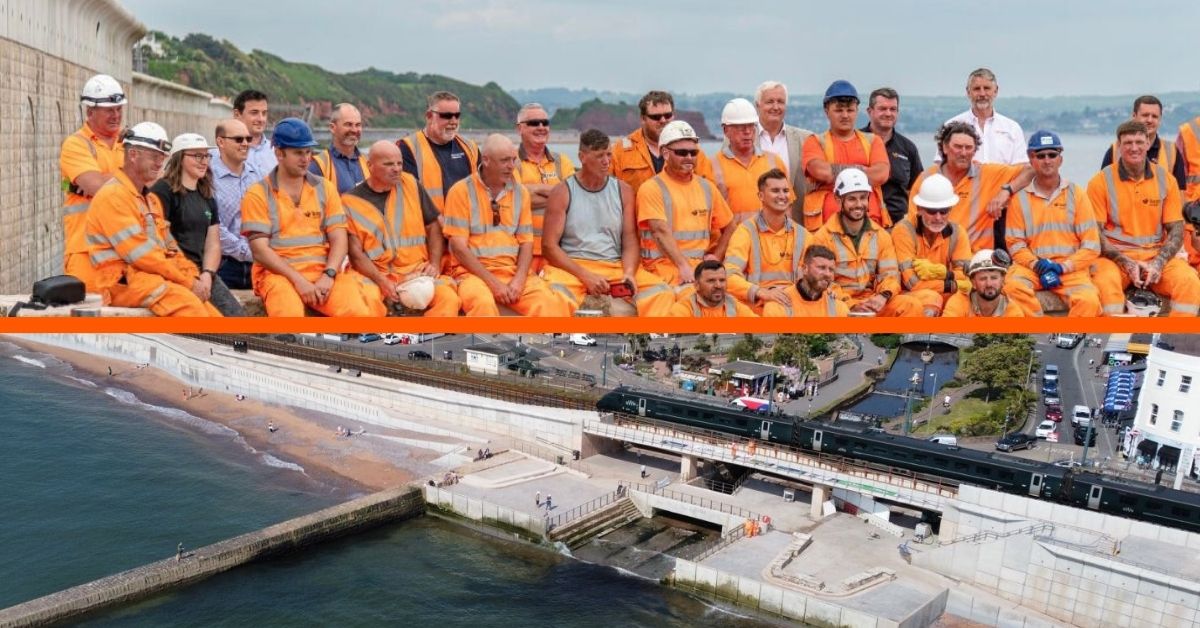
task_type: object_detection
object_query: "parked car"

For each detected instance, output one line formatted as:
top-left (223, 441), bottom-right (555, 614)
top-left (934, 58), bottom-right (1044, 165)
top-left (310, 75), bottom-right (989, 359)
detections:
top-left (507, 358), bottom-right (544, 376)
top-left (359, 333), bottom-right (381, 343)
top-left (995, 432), bottom-right (1036, 452)
top-left (382, 333), bottom-right (401, 345)
top-left (1045, 405), bottom-right (1063, 422)
top-left (569, 334), bottom-right (597, 346)
top-left (408, 350), bottom-right (432, 360)
top-left (1056, 334), bottom-right (1083, 349)
top-left (1073, 425), bottom-right (1096, 446)
top-left (1035, 420), bottom-right (1057, 439)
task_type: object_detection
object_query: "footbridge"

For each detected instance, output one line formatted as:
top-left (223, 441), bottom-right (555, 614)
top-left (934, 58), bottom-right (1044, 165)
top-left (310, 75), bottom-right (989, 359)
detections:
top-left (584, 414), bottom-right (958, 516)
top-left (900, 334), bottom-right (971, 349)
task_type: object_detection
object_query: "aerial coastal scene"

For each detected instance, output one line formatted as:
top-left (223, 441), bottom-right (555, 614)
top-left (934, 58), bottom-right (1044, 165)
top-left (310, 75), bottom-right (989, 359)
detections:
top-left (2, 331), bottom-right (1200, 626)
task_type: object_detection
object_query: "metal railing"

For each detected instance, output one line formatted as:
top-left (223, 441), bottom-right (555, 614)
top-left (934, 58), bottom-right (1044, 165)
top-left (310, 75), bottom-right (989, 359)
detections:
top-left (686, 521), bottom-right (749, 562)
top-left (621, 480), bottom-right (762, 522)
top-left (942, 523), bottom-right (1055, 546)
top-left (507, 439), bottom-right (593, 477)
top-left (546, 488), bottom-right (626, 532)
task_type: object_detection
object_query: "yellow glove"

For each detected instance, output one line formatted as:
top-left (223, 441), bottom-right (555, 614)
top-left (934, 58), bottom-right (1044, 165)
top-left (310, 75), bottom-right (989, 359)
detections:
top-left (912, 258), bottom-right (947, 281)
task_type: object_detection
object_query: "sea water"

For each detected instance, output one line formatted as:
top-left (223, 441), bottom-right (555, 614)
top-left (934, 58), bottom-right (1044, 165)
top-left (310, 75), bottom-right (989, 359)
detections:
top-left (0, 341), bottom-right (777, 627)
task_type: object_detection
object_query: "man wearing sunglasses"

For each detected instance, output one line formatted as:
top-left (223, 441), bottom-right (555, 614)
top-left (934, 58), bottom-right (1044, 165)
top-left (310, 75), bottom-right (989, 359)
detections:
top-left (890, 174), bottom-right (972, 316)
top-left (60, 74), bottom-right (127, 289)
top-left (84, 122), bottom-right (221, 317)
top-left (812, 169), bottom-right (921, 316)
top-left (943, 249), bottom-right (1024, 317)
top-left (310, 103), bottom-right (368, 194)
top-left (637, 121), bottom-right (734, 289)
top-left (398, 91), bottom-right (480, 214)
top-left (210, 118), bottom-right (261, 290)
top-left (1005, 131), bottom-right (1102, 317)
top-left (1088, 120), bottom-right (1199, 317)
top-left (442, 134), bottom-right (568, 316)
top-left (611, 90), bottom-right (714, 194)
top-left (512, 103), bottom-right (575, 273)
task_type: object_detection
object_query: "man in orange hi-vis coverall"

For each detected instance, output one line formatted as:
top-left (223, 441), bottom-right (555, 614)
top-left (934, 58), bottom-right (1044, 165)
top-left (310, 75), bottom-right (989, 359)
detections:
top-left (240, 118), bottom-right (378, 317)
top-left (85, 122), bottom-right (220, 316)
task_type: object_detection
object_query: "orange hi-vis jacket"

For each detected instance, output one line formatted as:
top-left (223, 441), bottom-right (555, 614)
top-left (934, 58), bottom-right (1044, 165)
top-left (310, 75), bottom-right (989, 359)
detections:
top-left (636, 173), bottom-right (733, 280)
top-left (341, 174), bottom-right (432, 276)
top-left (60, 124), bottom-right (124, 266)
top-left (1176, 117), bottom-right (1200, 202)
top-left (812, 215), bottom-right (902, 301)
top-left (711, 146), bottom-right (790, 223)
top-left (513, 144), bottom-right (576, 257)
top-left (85, 170), bottom-right (198, 293)
top-left (762, 285), bottom-right (849, 317)
top-left (399, 131), bottom-right (479, 211)
top-left (1006, 182), bottom-right (1100, 273)
top-left (610, 128), bottom-right (715, 194)
top-left (890, 218), bottom-right (971, 293)
top-left (442, 173), bottom-right (533, 274)
top-left (1086, 162), bottom-right (1181, 262)
top-left (801, 130), bottom-right (890, 230)
top-left (724, 212), bottom-right (808, 304)
top-left (240, 170), bottom-right (346, 277)
top-left (667, 293), bottom-right (758, 317)
top-left (312, 147), bottom-right (369, 191)
top-left (942, 291), bottom-right (1025, 317)
top-left (907, 162), bottom-right (1025, 252)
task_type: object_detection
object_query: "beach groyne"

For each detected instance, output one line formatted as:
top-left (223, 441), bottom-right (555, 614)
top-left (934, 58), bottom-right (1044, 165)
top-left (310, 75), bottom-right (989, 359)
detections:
top-left (0, 486), bottom-right (424, 627)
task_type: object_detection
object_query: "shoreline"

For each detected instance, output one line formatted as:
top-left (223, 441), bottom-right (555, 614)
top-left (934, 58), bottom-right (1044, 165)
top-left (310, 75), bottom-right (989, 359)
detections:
top-left (5, 336), bottom-right (429, 495)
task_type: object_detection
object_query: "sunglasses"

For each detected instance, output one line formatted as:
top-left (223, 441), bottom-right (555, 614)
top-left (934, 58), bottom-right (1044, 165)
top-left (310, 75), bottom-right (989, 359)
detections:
top-left (490, 200), bottom-right (502, 225)
top-left (644, 112), bottom-right (674, 122)
top-left (220, 135), bottom-right (252, 144)
top-left (82, 93), bottom-right (126, 105)
top-left (920, 207), bottom-right (951, 215)
top-left (1033, 151), bottom-right (1061, 160)
top-left (669, 148), bottom-right (699, 157)
top-left (522, 119), bottom-right (550, 127)
top-left (432, 111), bottom-right (462, 120)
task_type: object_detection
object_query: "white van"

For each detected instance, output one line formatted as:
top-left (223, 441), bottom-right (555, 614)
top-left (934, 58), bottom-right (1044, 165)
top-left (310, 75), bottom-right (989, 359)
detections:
top-left (928, 434), bottom-right (958, 446)
top-left (1072, 405), bottom-right (1092, 427)
top-left (569, 334), bottom-right (597, 346)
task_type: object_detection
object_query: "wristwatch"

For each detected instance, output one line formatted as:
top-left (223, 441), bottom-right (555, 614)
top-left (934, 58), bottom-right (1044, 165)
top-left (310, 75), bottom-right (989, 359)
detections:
top-left (323, 267), bottom-right (338, 279)
top-left (1001, 184), bottom-right (1014, 195)
top-left (200, 269), bottom-right (216, 278)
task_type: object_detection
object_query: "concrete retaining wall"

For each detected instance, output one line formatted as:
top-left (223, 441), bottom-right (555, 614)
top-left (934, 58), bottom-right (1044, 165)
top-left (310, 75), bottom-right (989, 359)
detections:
top-left (672, 559), bottom-right (946, 628)
top-left (17, 334), bottom-right (592, 452)
top-left (424, 485), bottom-right (546, 540)
top-left (1, 0), bottom-right (228, 293)
top-left (0, 486), bottom-right (423, 627)
top-left (631, 491), bottom-right (748, 534)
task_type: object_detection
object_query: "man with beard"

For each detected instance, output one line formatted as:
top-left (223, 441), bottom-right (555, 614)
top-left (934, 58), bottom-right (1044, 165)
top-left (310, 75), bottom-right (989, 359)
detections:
top-left (611, 90), bottom-right (714, 193)
top-left (667, 260), bottom-right (757, 317)
top-left (398, 91), bottom-right (480, 212)
top-left (890, 174), bottom-right (972, 316)
top-left (512, 103), bottom-right (575, 273)
top-left (762, 245), bottom-right (848, 317)
top-left (944, 68), bottom-right (1027, 166)
top-left (942, 249), bottom-right (1024, 317)
top-left (311, 103), bottom-right (368, 193)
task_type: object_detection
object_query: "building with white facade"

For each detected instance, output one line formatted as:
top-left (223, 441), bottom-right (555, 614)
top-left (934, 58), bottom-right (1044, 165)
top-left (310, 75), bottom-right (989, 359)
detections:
top-left (1127, 334), bottom-right (1200, 488)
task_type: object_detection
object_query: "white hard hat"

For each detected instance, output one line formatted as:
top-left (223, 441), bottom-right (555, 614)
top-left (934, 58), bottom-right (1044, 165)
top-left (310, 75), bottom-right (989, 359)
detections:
top-left (658, 120), bottom-right (699, 147)
top-left (1124, 288), bottom-right (1161, 317)
top-left (913, 173), bottom-right (959, 209)
top-left (721, 98), bottom-right (759, 125)
top-left (81, 74), bottom-right (127, 108)
top-left (834, 168), bottom-right (871, 197)
top-left (967, 249), bottom-right (1012, 277)
top-left (169, 133), bottom-right (214, 157)
top-left (123, 122), bottom-right (171, 154)
top-left (397, 276), bottom-right (435, 310)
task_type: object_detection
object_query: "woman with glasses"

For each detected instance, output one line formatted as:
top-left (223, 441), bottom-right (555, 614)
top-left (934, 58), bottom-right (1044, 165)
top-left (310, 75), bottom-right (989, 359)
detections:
top-left (149, 133), bottom-right (245, 316)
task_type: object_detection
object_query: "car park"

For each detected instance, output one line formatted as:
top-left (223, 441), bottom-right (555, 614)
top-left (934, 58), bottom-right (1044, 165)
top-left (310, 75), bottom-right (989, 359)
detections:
top-left (995, 432), bottom-right (1036, 452)
top-left (407, 350), bottom-right (432, 360)
top-left (1035, 421), bottom-right (1057, 439)
top-left (359, 333), bottom-right (381, 343)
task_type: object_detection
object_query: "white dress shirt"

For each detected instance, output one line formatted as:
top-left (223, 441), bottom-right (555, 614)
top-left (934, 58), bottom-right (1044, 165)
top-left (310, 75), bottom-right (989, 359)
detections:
top-left (945, 109), bottom-right (1029, 165)
top-left (758, 126), bottom-right (790, 173)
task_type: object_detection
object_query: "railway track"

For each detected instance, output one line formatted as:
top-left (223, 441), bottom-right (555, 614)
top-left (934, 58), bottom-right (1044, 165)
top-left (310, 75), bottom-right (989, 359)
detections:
top-left (181, 334), bottom-right (599, 410)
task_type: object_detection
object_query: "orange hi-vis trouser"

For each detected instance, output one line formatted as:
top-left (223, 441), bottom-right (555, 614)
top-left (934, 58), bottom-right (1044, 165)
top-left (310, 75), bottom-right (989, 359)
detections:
top-left (455, 266), bottom-right (569, 317)
top-left (845, 292), bottom-right (924, 317)
top-left (101, 265), bottom-right (221, 317)
top-left (1090, 256), bottom-right (1200, 317)
top-left (542, 259), bottom-right (677, 317)
top-left (999, 274), bottom-right (1045, 316)
top-left (254, 263), bottom-right (383, 317)
top-left (904, 288), bottom-right (955, 317)
top-left (1009, 266), bottom-right (1100, 317)
top-left (378, 273), bottom-right (461, 317)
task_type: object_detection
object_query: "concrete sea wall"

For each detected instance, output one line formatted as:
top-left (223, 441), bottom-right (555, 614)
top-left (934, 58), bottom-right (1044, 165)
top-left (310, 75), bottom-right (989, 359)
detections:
top-left (0, 486), bottom-right (424, 627)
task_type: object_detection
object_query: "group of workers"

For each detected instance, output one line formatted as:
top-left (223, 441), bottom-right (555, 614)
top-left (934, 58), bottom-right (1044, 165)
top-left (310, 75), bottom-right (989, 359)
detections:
top-left (58, 68), bottom-right (1200, 317)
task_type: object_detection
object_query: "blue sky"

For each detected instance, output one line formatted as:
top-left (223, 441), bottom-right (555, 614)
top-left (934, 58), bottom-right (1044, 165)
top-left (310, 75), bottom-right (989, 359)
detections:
top-left (121, 0), bottom-right (1200, 97)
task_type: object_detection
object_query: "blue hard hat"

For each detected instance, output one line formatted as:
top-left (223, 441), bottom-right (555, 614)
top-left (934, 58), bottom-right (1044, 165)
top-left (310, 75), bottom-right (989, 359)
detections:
top-left (823, 80), bottom-right (859, 105)
top-left (272, 117), bottom-right (318, 149)
top-left (1028, 130), bottom-right (1063, 152)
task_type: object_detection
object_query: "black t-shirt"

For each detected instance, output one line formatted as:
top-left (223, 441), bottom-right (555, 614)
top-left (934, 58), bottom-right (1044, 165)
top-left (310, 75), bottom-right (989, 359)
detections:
top-left (345, 181), bottom-right (440, 226)
top-left (149, 179), bottom-right (218, 268)
top-left (399, 137), bottom-right (475, 197)
top-left (862, 125), bottom-right (923, 223)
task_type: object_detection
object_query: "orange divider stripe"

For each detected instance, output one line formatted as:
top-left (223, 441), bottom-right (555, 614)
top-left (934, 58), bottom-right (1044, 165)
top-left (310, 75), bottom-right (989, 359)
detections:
top-left (1, 317), bottom-right (1198, 334)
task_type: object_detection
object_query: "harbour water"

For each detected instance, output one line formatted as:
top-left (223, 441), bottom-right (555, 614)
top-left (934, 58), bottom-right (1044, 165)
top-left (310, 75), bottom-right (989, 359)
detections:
top-left (0, 341), bottom-right (776, 627)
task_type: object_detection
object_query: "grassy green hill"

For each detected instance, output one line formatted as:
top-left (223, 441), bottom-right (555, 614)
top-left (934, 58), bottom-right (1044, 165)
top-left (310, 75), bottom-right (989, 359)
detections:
top-left (139, 32), bottom-right (519, 128)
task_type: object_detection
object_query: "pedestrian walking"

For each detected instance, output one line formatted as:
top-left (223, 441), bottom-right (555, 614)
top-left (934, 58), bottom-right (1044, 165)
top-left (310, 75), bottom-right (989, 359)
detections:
top-left (640, 464), bottom-right (647, 479)
top-left (176, 542), bottom-right (184, 562)
top-left (545, 494), bottom-right (552, 511)
top-left (536, 491), bottom-right (541, 507)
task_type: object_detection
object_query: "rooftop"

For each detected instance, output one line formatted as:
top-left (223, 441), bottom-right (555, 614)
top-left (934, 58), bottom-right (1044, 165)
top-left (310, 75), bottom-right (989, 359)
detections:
top-left (708, 360), bottom-right (779, 378)
top-left (1156, 335), bottom-right (1200, 359)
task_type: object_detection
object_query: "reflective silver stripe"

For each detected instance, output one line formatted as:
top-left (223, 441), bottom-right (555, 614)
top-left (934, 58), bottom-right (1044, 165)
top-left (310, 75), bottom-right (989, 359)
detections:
top-left (891, 220), bottom-right (919, 288)
top-left (138, 281), bottom-right (169, 308)
top-left (967, 168), bottom-right (985, 245)
top-left (1102, 165), bottom-right (1165, 248)
top-left (86, 233), bottom-right (109, 246)
top-left (344, 205), bottom-right (389, 259)
top-left (1172, 303), bottom-right (1200, 314)
top-left (634, 283), bottom-right (669, 302)
top-left (470, 245), bottom-right (519, 257)
top-left (88, 249), bottom-right (120, 265)
top-left (745, 213), bottom-right (804, 285)
top-left (826, 292), bottom-right (838, 316)
top-left (273, 235), bottom-right (327, 247)
top-left (283, 255), bottom-right (328, 266)
top-left (465, 176), bottom-right (522, 237)
top-left (107, 223), bottom-right (143, 246)
top-left (443, 216), bottom-right (469, 228)
top-left (550, 282), bottom-right (578, 304)
top-left (641, 175), bottom-right (714, 259)
top-left (689, 293), bottom-right (737, 316)
top-left (259, 170), bottom-right (331, 250)
top-left (125, 240), bottom-right (156, 264)
top-left (64, 202), bottom-right (90, 216)
top-left (406, 133), bottom-right (438, 199)
top-left (242, 221), bottom-right (272, 234)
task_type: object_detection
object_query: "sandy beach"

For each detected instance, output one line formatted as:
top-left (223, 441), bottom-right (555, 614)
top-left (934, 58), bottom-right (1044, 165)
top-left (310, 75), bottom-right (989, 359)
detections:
top-left (5, 336), bottom-right (437, 493)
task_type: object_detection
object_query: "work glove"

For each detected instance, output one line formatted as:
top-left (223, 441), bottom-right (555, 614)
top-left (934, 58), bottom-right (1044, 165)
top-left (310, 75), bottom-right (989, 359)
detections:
top-left (1039, 270), bottom-right (1063, 290)
top-left (1035, 258), bottom-right (1064, 275)
top-left (913, 258), bottom-right (947, 281)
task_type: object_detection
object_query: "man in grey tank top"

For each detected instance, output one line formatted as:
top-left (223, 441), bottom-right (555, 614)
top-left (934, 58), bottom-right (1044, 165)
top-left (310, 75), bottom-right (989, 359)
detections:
top-left (542, 129), bottom-right (676, 316)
